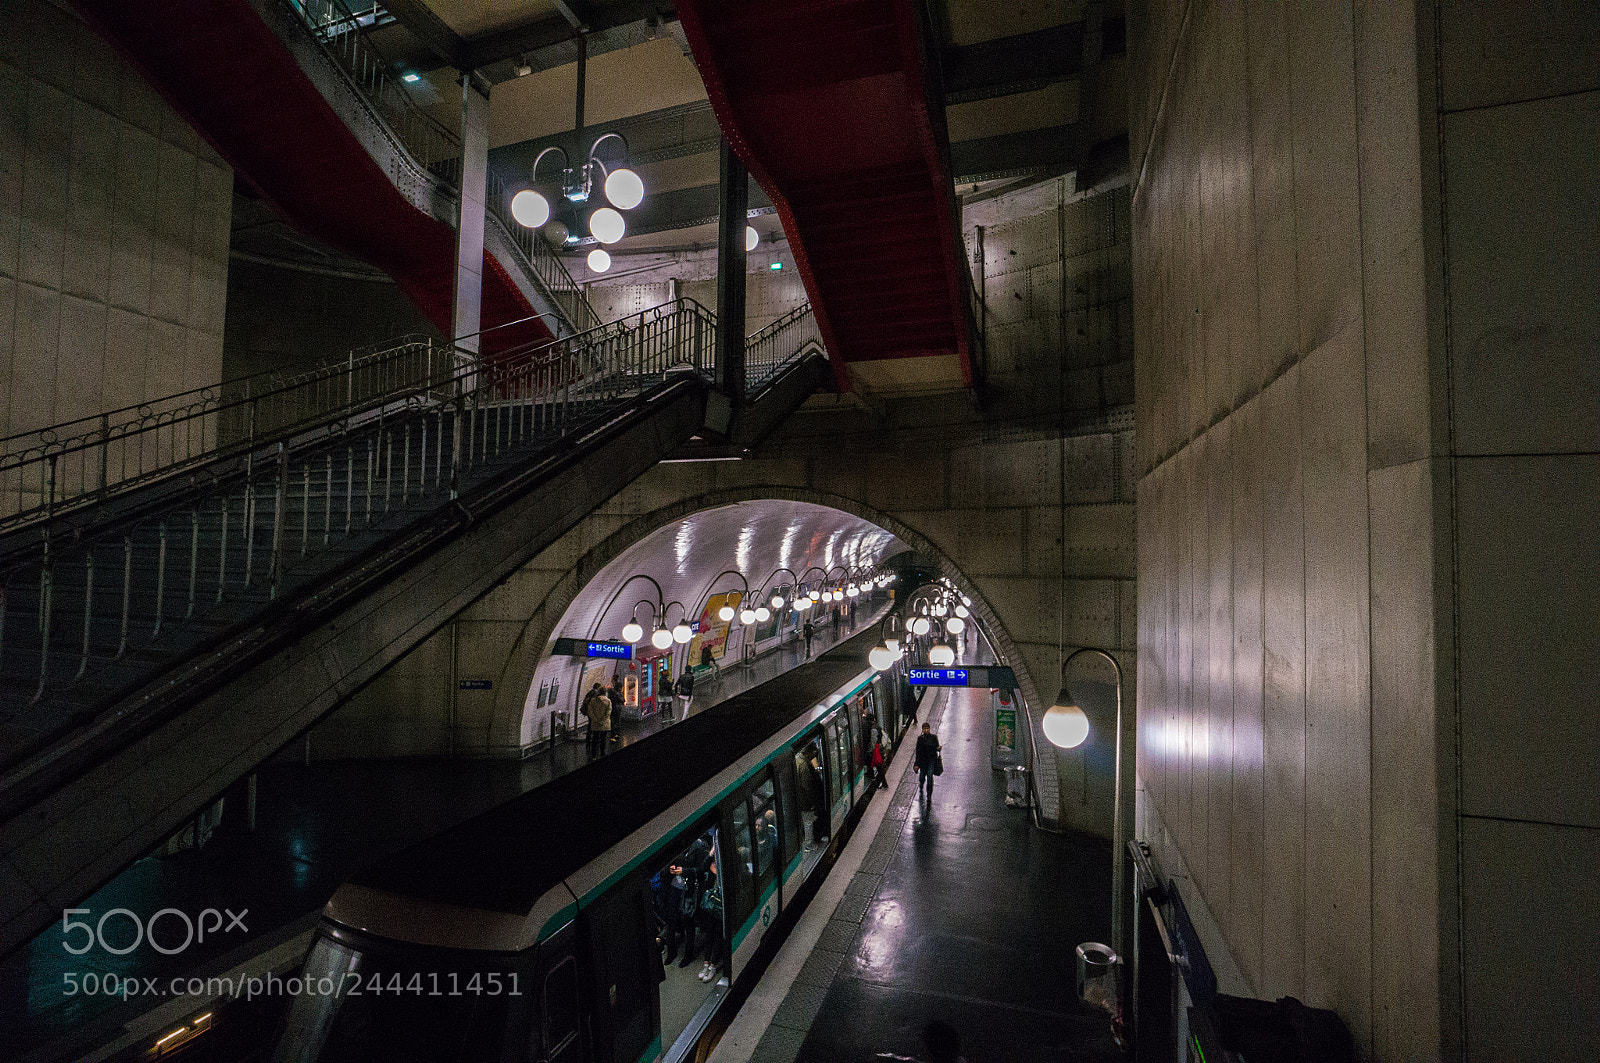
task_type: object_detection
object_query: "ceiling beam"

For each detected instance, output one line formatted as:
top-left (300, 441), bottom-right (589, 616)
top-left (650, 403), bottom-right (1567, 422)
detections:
top-left (941, 16), bottom-right (1124, 105)
top-left (377, 0), bottom-right (469, 70)
top-left (949, 124), bottom-right (1076, 184)
top-left (489, 99), bottom-right (719, 180)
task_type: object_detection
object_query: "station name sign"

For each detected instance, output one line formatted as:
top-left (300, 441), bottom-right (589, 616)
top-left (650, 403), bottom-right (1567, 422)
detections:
top-left (553, 637), bottom-right (634, 661)
top-left (908, 665), bottom-right (1017, 689)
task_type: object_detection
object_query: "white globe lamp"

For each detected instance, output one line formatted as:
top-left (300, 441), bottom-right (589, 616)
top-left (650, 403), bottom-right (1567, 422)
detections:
top-left (869, 645), bottom-right (896, 670)
top-left (1043, 703), bottom-right (1090, 749)
top-left (755, 606), bottom-right (771, 622)
top-left (745, 224), bottom-right (759, 252)
top-left (587, 248), bottom-right (611, 273)
top-left (651, 627), bottom-right (673, 650)
top-left (604, 167), bottom-right (644, 210)
top-left (770, 594), bottom-right (785, 609)
top-left (672, 622), bottom-right (692, 644)
top-left (718, 605), bottom-right (735, 622)
top-left (929, 643), bottom-right (955, 667)
top-left (946, 616), bottom-right (965, 635)
top-left (740, 608), bottom-right (756, 625)
top-left (621, 621), bottom-right (643, 643)
top-left (590, 207), bottom-right (625, 244)
top-left (511, 189), bottom-right (550, 228)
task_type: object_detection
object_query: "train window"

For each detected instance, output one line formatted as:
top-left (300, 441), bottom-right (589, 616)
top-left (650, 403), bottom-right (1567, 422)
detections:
top-left (773, 749), bottom-right (804, 870)
top-left (829, 717), bottom-right (852, 805)
top-left (542, 956), bottom-right (579, 1060)
top-left (726, 799), bottom-right (755, 918)
top-left (748, 778), bottom-right (777, 880)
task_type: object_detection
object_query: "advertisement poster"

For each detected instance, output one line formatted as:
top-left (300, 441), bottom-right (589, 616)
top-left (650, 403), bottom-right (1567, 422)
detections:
top-left (995, 706), bottom-right (1017, 753)
top-left (689, 591), bottom-right (741, 664)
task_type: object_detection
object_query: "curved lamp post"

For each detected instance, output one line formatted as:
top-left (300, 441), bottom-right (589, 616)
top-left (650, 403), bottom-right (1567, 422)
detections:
top-left (1046, 647), bottom-right (1133, 963)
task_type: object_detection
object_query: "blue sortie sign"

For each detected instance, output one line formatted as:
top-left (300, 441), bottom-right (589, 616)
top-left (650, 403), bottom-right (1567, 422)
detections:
top-left (586, 641), bottom-right (632, 660)
top-left (909, 668), bottom-right (969, 686)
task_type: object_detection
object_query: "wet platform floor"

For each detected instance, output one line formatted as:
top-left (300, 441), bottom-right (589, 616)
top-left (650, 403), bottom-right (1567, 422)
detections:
top-left (738, 682), bottom-right (1120, 1063)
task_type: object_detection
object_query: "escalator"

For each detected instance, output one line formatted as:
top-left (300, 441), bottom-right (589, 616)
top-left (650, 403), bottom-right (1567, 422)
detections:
top-left (0, 301), bottom-right (828, 959)
top-left (70, 0), bottom-right (597, 352)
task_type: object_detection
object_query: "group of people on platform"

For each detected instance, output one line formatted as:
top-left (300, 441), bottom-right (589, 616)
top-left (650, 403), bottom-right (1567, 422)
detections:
top-left (579, 669), bottom-right (697, 761)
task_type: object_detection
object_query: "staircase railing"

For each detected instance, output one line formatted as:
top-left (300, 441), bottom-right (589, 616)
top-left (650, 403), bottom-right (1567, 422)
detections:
top-left (746, 303), bottom-right (823, 391)
top-left (280, 0), bottom-right (601, 333)
top-left (0, 299), bottom-right (720, 745)
top-left (0, 335), bottom-right (447, 531)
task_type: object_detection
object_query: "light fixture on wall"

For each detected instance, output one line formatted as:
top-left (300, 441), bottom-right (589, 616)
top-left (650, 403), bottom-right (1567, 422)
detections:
top-left (514, 132), bottom-right (645, 249)
top-left (929, 643), bottom-right (955, 667)
top-left (745, 224), bottom-right (759, 252)
top-left (587, 248), bottom-right (611, 273)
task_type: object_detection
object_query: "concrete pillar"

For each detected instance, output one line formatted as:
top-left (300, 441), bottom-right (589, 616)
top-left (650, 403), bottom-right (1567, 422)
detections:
top-left (451, 75), bottom-right (491, 354)
top-left (715, 138), bottom-right (748, 406)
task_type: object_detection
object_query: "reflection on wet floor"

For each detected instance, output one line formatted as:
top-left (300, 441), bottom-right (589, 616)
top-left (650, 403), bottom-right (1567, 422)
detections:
top-left (0, 605), bottom-right (885, 1058)
top-left (741, 659), bottom-right (1121, 1063)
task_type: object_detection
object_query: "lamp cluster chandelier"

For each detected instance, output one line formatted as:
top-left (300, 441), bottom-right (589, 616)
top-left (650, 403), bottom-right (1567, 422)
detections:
top-left (511, 131), bottom-right (643, 275)
top-left (509, 42), bottom-right (645, 275)
top-left (869, 579), bottom-right (970, 669)
top-left (791, 567), bottom-right (891, 613)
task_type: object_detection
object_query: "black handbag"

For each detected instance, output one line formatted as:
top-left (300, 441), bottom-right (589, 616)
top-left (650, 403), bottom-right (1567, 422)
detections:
top-left (932, 754), bottom-right (944, 776)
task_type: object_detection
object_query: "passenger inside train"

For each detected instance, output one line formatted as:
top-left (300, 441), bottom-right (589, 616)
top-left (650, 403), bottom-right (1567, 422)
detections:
top-left (649, 827), bottom-right (726, 1049)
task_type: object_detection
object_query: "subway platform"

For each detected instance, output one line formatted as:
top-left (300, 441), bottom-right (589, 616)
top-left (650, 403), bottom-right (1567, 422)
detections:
top-left (713, 679), bottom-right (1119, 1063)
top-left (0, 606), bottom-right (885, 1061)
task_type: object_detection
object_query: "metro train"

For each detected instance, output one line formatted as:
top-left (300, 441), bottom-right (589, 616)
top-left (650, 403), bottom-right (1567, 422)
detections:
top-left (266, 634), bottom-right (910, 1063)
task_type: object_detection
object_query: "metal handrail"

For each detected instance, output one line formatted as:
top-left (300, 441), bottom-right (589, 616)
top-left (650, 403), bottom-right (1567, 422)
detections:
top-left (0, 299), bottom-right (722, 719)
top-left (745, 304), bottom-right (822, 390)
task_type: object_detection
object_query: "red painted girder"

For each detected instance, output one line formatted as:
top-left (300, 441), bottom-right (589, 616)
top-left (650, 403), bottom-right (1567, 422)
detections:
top-left (72, 0), bottom-right (552, 357)
top-left (677, 0), bottom-right (973, 388)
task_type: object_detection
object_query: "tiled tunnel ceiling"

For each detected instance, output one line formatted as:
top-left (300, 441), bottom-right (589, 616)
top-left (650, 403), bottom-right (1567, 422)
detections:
top-left (549, 500), bottom-right (904, 645)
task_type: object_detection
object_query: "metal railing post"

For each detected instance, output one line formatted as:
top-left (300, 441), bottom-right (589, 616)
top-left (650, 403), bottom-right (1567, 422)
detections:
top-left (270, 443), bottom-right (288, 599)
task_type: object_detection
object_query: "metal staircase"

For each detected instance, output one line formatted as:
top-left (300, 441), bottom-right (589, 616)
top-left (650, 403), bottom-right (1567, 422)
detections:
top-left (0, 301), bottom-right (826, 959)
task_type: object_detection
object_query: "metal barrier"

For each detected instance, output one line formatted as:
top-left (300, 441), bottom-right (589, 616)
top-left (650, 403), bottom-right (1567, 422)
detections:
top-left (0, 300), bottom-right (720, 724)
top-left (746, 304), bottom-right (823, 391)
top-left (0, 336), bottom-right (447, 529)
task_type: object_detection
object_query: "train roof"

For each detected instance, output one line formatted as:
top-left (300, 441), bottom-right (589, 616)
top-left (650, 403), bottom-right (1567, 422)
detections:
top-left (337, 631), bottom-right (880, 937)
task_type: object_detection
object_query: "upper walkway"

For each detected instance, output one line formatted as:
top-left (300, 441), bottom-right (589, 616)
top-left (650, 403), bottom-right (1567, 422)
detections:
top-left (73, 0), bottom-right (594, 351)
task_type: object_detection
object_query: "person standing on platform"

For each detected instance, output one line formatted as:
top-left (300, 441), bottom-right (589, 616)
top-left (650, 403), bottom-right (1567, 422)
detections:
top-left (870, 736), bottom-right (888, 790)
top-left (582, 684), bottom-right (612, 760)
top-left (803, 619), bottom-right (815, 658)
top-left (675, 668), bottom-right (695, 717)
top-left (831, 607), bottom-right (842, 640)
top-left (606, 677), bottom-right (624, 743)
top-left (914, 723), bottom-right (941, 800)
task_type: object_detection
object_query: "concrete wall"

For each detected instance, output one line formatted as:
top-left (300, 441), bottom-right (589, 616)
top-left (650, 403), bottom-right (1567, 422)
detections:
top-left (584, 266), bottom-right (810, 333)
top-left (0, 0), bottom-right (231, 441)
top-left (309, 186), bottom-right (1139, 837)
top-left (222, 251), bottom-right (440, 380)
top-left (1130, 0), bottom-right (1598, 1058)
top-left (1424, 3), bottom-right (1599, 1060)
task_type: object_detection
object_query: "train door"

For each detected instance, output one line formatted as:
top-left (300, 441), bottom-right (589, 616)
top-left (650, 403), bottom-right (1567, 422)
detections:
top-left (723, 767), bottom-right (782, 975)
top-left (580, 883), bottom-right (656, 1063)
top-left (791, 733), bottom-right (830, 874)
top-left (826, 713), bottom-right (853, 837)
top-left (646, 822), bottom-right (725, 1061)
top-left (772, 748), bottom-right (808, 901)
top-left (533, 922), bottom-right (582, 1063)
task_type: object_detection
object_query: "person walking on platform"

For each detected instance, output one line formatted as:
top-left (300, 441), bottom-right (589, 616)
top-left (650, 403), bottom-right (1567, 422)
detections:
top-left (870, 737), bottom-right (888, 790)
top-left (914, 723), bottom-right (941, 800)
top-left (803, 619), bottom-right (815, 658)
top-left (582, 684), bottom-right (612, 760)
